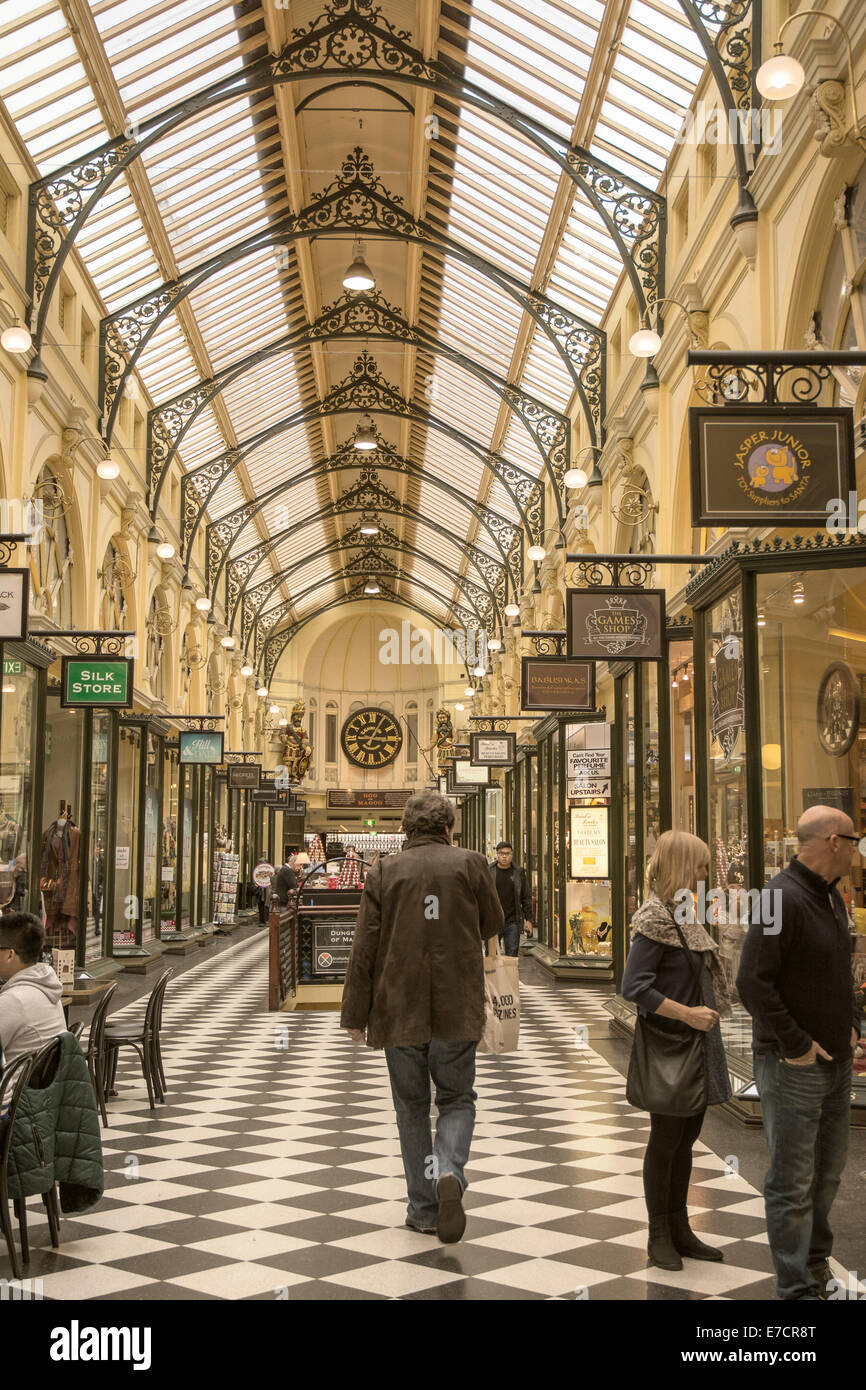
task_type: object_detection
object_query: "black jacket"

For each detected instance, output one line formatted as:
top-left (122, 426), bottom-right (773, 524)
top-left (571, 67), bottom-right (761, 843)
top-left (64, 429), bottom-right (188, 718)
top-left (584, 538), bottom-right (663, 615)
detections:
top-left (272, 864), bottom-right (298, 906)
top-left (489, 862), bottom-right (533, 925)
top-left (736, 856), bottom-right (859, 1061)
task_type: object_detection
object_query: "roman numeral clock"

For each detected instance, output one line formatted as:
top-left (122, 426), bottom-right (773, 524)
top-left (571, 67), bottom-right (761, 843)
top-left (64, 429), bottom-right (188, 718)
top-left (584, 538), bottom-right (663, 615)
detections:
top-left (340, 707), bottom-right (403, 770)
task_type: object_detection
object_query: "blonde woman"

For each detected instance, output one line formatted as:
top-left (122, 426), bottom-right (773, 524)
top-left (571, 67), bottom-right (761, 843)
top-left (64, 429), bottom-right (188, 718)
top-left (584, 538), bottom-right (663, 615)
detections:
top-left (622, 830), bottom-right (732, 1271)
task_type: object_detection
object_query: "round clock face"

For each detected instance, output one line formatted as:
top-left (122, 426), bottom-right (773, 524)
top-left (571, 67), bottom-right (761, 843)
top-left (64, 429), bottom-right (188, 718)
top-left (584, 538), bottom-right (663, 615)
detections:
top-left (816, 661), bottom-right (860, 757)
top-left (341, 707), bottom-right (403, 769)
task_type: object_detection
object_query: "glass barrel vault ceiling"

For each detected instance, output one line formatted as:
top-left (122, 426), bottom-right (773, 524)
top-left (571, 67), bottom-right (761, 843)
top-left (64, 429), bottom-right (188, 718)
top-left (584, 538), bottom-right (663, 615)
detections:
top-left (0, 0), bottom-right (710, 649)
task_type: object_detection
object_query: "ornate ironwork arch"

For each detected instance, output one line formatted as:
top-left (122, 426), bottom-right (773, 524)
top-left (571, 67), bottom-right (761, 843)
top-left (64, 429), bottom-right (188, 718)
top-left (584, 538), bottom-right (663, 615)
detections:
top-left (27, 0), bottom-right (657, 362)
top-left (261, 580), bottom-right (481, 688)
top-left (207, 433), bottom-right (522, 603)
top-left (180, 351), bottom-right (545, 562)
top-left (148, 281), bottom-right (576, 516)
top-left (244, 531), bottom-right (498, 662)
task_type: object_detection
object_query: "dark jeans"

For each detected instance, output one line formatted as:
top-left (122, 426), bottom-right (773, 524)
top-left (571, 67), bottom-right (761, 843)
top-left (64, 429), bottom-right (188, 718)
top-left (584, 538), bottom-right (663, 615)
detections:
top-left (753, 1050), bottom-right (852, 1300)
top-left (500, 918), bottom-right (521, 956)
top-left (384, 1040), bottom-right (477, 1228)
top-left (643, 1110), bottom-right (706, 1218)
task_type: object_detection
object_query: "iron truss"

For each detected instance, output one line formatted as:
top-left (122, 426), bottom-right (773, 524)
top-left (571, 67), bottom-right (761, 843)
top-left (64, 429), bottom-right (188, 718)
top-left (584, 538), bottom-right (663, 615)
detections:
top-left (260, 576), bottom-right (480, 688)
top-left (179, 350), bottom-right (545, 561)
top-left (147, 278), bottom-right (577, 516)
top-left (677, 0), bottom-right (762, 206)
top-left (26, 0), bottom-right (656, 359)
top-left (243, 532), bottom-right (500, 668)
top-left (208, 431), bottom-right (522, 605)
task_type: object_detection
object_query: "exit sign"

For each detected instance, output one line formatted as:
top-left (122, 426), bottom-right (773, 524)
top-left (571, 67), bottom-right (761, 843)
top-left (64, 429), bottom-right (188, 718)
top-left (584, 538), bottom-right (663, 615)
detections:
top-left (61, 656), bottom-right (134, 708)
top-left (2, 660), bottom-right (22, 676)
top-left (364, 817), bottom-right (376, 827)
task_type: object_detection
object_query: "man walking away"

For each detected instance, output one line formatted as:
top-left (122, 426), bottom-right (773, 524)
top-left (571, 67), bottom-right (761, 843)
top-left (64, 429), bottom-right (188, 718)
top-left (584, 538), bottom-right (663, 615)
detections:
top-left (341, 791), bottom-right (504, 1243)
top-left (490, 841), bottom-right (533, 957)
top-left (737, 804), bottom-right (861, 1300)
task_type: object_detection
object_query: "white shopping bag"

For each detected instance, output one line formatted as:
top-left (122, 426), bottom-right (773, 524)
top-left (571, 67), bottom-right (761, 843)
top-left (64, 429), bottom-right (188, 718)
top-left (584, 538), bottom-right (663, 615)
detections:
top-left (478, 935), bottom-right (520, 1054)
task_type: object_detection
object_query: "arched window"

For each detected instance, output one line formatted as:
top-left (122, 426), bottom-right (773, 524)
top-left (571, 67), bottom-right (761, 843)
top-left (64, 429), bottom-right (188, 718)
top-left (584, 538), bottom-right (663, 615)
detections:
top-left (325, 701), bottom-right (338, 764)
top-left (98, 541), bottom-right (131, 631)
top-left (405, 701), bottom-right (418, 762)
top-left (29, 465), bottom-right (72, 625)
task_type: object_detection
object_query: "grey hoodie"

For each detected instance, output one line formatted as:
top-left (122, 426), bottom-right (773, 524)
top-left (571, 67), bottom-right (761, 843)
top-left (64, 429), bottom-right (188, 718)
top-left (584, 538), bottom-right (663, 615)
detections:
top-left (0, 963), bottom-right (67, 1067)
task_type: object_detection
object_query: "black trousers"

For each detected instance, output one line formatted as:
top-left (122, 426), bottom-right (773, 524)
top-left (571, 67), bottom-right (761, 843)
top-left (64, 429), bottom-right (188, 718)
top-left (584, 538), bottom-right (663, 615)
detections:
top-left (643, 1109), bottom-right (706, 1218)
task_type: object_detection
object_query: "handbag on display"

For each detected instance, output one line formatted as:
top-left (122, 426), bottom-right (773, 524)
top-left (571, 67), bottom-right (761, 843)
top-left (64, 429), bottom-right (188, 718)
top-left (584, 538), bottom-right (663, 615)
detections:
top-left (478, 934), bottom-right (520, 1054)
top-left (626, 921), bottom-right (708, 1117)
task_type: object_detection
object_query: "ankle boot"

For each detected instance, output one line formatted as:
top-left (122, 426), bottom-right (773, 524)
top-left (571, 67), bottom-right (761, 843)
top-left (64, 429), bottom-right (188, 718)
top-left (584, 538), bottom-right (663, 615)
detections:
top-left (669, 1209), bottom-right (724, 1262)
top-left (647, 1215), bottom-right (683, 1271)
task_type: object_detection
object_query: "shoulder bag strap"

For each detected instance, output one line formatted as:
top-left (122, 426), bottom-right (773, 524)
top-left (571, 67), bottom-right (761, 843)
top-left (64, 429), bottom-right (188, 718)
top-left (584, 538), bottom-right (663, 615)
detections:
top-left (670, 918), bottom-right (704, 992)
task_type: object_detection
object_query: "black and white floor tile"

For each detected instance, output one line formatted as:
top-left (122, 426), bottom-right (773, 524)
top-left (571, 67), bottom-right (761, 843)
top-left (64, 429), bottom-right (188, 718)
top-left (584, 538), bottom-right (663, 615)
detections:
top-left (2, 934), bottom-right (850, 1300)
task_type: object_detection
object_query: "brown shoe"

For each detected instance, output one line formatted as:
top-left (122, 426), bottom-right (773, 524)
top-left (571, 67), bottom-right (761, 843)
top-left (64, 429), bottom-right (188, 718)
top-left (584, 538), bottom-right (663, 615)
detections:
top-left (436, 1174), bottom-right (466, 1244)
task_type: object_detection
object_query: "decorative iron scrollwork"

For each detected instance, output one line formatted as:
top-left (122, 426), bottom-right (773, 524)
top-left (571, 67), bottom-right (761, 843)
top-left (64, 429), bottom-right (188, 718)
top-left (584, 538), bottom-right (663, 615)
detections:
top-left (569, 559), bottom-right (655, 589)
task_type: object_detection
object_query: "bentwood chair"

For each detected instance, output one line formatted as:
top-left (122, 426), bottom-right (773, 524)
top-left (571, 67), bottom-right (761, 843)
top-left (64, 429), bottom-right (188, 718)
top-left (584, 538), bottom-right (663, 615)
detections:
top-left (103, 970), bottom-right (172, 1111)
top-left (0, 1053), bottom-right (35, 1279)
top-left (83, 981), bottom-right (117, 1127)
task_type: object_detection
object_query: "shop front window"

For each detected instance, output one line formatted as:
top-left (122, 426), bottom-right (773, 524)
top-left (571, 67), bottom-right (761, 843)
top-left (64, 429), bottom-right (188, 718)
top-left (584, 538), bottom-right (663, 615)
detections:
top-left (142, 731), bottom-right (160, 943)
top-left (564, 721), bottom-right (613, 961)
top-left (551, 727), bottom-right (561, 952)
top-left (162, 748), bottom-right (178, 933)
top-left (670, 638), bottom-right (695, 832)
top-left (41, 697), bottom-right (85, 958)
top-left (0, 659), bottom-right (37, 914)
top-left (114, 725), bottom-right (141, 948)
top-left (643, 668), bottom-right (661, 878)
top-left (180, 772), bottom-right (193, 930)
top-left (88, 716), bottom-right (109, 962)
top-left (538, 739), bottom-right (549, 946)
top-left (485, 784), bottom-right (503, 858)
top-left (528, 753), bottom-right (537, 924)
top-left (199, 768), bottom-right (212, 922)
top-left (623, 672), bottom-right (638, 921)
top-left (706, 588), bottom-right (748, 894)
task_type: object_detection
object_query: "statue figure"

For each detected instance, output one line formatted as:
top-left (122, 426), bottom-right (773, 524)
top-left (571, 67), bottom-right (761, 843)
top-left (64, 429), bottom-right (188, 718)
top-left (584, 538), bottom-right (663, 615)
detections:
top-left (278, 699), bottom-right (313, 782)
top-left (424, 706), bottom-right (455, 772)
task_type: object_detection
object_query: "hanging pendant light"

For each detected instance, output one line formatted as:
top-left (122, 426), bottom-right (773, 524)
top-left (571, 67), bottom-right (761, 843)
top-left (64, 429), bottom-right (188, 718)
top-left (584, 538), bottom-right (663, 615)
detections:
top-left (342, 240), bottom-right (375, 292)
top-left (364, 578), bottom-right (380, 595)
top-left (354, 415), bottom-right (377, 451)
top-left (359, 514), bottom-right (379, 536)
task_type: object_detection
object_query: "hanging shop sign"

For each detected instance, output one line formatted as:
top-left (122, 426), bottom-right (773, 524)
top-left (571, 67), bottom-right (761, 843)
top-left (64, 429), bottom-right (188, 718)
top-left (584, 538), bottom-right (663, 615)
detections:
top-left (710, 640), bottom-right (744, 763)
top-left (228, 763), bottom-right (261, 789)
top-left (803, 786), bottom-right (856, 821)
top-left (0, 569), bottom-right (28, 642)
top-left (326, 789), bottom-right (412, 809)
top-left (816, 661), bottom-right (860, 757)
top-left (252, 788), bottom-right (288, 806)
top-left (521, 656), bottom-right (596, 712)
top-left (447, 759), bottom-right (491, 792)
top-left (469, 732), bottom-right (516, 767)
top-left (569, 806), bottom-right (610, 880)
top-left (294, 799), bottom-right (307, 815)
top-left (178, 729), bottom-right (225, 764)
top-left (566, 749), bottom-right (612, 798)
top-left (313, 919), bottom-right (357, 976)
top-left (61, 656), bottom-right (134, 709)
top-left (567, 588), bottom-right (665, 662)
top-left (689, 406), bottom-right (855, 527)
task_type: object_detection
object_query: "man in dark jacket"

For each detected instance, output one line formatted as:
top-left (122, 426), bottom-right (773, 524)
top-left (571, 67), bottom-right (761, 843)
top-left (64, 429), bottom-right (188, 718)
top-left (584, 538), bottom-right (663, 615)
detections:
top-left (737, 804), bottom-right (861, 1301)
top-left (272, 858), bottom-right (298, 907)
top-left (341, 790), bottom-right (503, 1244)
top-left (489, 841), bottom-right (533, 956)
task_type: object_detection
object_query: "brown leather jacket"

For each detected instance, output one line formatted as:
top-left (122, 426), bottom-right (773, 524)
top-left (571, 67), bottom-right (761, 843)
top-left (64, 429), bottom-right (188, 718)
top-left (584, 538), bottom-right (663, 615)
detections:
top-left (340, 832), bottom-right (504, 1048)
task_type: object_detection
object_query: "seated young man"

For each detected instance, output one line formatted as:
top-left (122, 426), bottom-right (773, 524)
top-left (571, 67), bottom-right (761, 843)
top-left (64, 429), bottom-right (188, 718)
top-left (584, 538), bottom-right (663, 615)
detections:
top-left (0, 913), bottom-right (68, 1069)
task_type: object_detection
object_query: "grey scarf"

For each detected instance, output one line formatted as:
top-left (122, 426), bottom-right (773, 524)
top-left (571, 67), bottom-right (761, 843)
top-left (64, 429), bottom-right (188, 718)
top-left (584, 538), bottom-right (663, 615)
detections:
top-left (630, 892), bottom-right (732, 1017)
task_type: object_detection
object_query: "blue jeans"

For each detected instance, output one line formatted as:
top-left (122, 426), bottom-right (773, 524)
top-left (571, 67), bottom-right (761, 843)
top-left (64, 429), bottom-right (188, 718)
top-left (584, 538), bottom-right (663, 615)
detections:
top-left (384, 1039), bottom-right (477, 1228)
top-left (500, 918), bottom-right (521, 956)
top-left (753, 1050), bottom-right (852, 1300)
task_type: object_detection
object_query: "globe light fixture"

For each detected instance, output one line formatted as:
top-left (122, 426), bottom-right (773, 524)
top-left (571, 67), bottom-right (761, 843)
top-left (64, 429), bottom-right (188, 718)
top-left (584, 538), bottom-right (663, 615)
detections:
top-left (354, 415), bottom-right (377, 450)
top-left (455, 703), bottom-right (465, 711)
top-left (756, 51), bottom-right (805, 101)
top-left (155, 540), bottom-right (175, 560)
top-left (487, 637), bottom-right (502, 652)
top-left (241, 663), bottom-right (253, 677)
top-left (464, 685), bottom-right (475, 698)
top-left (96, 455), bottom-right (120, 480)
top-left (504, 602), bottom-right (520, 618)
top-left (564, 467), bottom-right (588, 489)
top-left (220, 635), bottom-right (235, 649)
top-left (364, 579), bottom-right (380, 594)
top-left (269, 703), bottom-right (280, 715)
top-left (527, 544), bottom-right (546, 563)
top-left (195, 596), bottom-right (211, 613)
top-left (472, 665), bottom-right (486, 678)
top-left (628, 326), bottom-right (662, 358)
top-left (257, 685), bottom-right (268, 698)
top-left (0, 316), bottom-right (32, 354)
top-left (342, 240), bottom-right (375, 292)
top-left (278, 717), bottom-right (288, 727)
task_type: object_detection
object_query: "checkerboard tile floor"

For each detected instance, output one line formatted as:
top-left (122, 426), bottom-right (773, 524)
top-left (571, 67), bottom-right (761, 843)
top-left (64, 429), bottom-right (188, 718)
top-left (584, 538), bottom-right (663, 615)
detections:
top-left (3, 934), bottom-right (845, 1300)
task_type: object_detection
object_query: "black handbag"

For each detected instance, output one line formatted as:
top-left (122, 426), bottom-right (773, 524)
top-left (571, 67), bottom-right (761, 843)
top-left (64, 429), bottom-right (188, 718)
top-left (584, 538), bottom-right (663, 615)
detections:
top-left (626, 922), bottom-right (708, 1117)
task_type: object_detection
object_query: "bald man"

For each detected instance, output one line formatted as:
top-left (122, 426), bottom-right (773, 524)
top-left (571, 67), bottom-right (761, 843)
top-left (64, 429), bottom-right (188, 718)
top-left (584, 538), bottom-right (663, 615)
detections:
top-left (737, 805), bottom-right (861, 1301)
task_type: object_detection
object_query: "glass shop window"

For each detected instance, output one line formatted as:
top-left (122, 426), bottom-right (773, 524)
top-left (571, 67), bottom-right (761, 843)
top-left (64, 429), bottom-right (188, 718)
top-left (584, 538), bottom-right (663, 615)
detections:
top-left (40, 697), bottom-right (85, 958)
top-left (0, 660), bottom-right (37, 914)
top-left (669, 639), bottom-right (695, 833)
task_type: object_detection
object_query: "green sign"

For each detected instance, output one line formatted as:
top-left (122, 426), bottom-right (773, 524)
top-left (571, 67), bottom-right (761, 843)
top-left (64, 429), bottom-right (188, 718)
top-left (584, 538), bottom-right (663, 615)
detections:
top-left (61, 656), bottom-right (133, 708)
top-left (2, 660), bottom-right (22, 676)
top-left (364, 817), bottom-right (376, 827)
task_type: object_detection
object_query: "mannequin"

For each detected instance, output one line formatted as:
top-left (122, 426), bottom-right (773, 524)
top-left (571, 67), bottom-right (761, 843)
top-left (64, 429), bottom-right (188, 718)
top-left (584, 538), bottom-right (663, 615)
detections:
top-left (0, 804), bottom-right (24, 912)
top-left (40, 799), bottom-right (81, 944)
